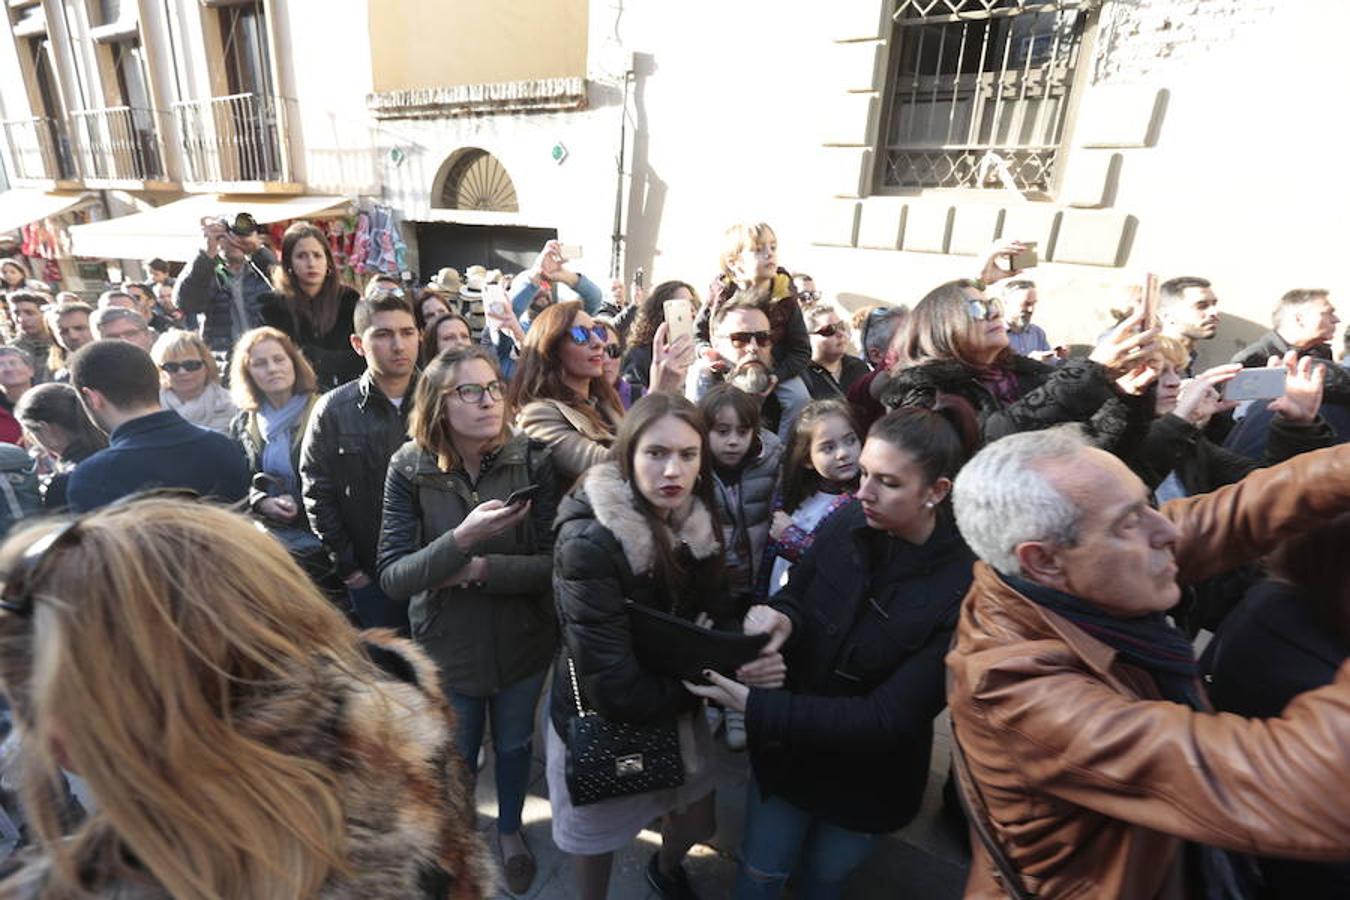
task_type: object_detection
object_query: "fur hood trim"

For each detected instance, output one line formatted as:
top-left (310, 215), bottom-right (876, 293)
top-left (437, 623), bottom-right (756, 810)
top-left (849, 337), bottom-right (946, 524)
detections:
top-left (582, 462), bottom-right (721, 574)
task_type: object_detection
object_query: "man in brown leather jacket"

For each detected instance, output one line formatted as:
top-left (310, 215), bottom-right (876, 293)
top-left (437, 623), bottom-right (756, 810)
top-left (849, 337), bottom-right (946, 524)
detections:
top-left (947, 426), bottom-right (1350, 899)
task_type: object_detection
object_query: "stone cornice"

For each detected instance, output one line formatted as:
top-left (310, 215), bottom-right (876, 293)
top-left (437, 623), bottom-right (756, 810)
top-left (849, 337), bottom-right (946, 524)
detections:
top-left (366, 77), bottom-right (588, 120)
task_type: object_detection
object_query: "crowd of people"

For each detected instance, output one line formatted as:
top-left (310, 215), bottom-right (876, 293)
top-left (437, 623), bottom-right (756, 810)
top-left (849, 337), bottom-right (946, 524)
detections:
top-left (0, 213), bottom-right (1343, 900)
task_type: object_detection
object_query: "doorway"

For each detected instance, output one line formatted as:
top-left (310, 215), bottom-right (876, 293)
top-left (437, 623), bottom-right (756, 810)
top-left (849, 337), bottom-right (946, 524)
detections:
top-left (414, 222), bottom-right (557, 281)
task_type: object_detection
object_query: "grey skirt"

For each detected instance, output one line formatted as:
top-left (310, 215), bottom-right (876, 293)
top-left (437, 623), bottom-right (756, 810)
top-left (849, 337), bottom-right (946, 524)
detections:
top-left (545, 710), bottom-right (718, 855)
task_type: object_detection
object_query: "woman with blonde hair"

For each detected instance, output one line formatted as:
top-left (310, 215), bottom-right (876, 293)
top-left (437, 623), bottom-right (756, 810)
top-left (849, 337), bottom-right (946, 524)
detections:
top-left (150, 328), bottom-right (238, 433)
top-left (0, 496), bottom-right (495, 899)
top-left (228, 326), bottom-right (320, 526)
top-left (378, 345), bottom-right (559, 894)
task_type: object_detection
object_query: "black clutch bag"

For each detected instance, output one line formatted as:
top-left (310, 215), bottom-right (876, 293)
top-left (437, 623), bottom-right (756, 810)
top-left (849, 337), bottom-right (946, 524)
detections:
top-left (563, 656), bottom-right (684, 807)
top-left (625, 601), bottom-right (771, 681)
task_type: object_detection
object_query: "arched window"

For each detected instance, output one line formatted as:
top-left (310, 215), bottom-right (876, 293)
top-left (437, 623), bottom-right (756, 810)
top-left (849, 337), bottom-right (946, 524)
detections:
top-left (436, 149), bottom-right (519, 212)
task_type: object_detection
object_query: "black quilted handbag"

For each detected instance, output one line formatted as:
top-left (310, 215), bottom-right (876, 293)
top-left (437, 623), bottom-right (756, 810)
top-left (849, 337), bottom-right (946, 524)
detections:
top-left (563, 655), bottom-right (684, 807)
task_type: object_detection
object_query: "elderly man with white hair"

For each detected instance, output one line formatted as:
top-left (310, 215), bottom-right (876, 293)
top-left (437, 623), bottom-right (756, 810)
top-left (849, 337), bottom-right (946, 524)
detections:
top-left (946, 426), bottom-right (1350, 900)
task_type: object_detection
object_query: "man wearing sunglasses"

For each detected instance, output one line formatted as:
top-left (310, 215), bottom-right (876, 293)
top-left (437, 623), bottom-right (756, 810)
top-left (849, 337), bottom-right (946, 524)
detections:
top-left (802, 306), bottom-right (870, 400)
top-left (64, 340), bottom-right (249, 512)
top-left (688, 295), bottom-right (786, 428)
top-left (175, 212), bottom-right (276, 360)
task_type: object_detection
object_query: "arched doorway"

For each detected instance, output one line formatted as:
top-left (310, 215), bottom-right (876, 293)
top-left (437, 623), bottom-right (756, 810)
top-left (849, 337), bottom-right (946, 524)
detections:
top-left (434, 148), bottom-right (519, 212)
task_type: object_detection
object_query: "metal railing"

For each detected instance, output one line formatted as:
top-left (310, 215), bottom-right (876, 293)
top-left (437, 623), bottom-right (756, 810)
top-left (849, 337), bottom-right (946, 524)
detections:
top-left (68, 105), bottom-right (168, 182)
top-left (881, 1), bottom-right (1089, 193)
top-left (0, 116), bottom-right (78, 181)
top-left (170, 92), bottom-right (296, 185)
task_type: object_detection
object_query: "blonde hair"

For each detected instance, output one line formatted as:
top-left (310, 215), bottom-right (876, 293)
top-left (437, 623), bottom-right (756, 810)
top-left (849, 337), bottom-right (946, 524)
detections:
top-left (228, 326), bottom-right (319, 411)
top-left (718, 222), bottom-right (776, 275)
top-left (0, 499), bottom-right (372, 899)
top-left (407, 346), bottom-right (512, 472)
top-left (150, 328), bottom-right (221, 385)
top-left (1153, 334), bottom-right (1190, 371)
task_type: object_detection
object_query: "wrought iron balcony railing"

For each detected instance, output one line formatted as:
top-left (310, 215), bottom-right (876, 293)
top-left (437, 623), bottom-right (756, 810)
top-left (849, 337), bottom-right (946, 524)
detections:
top-left (170, 92), bottom-right (297, 185)
top-left (68, 105), bottom-right (169, 183)
top-left (1, 116), bottom-right (78, 182)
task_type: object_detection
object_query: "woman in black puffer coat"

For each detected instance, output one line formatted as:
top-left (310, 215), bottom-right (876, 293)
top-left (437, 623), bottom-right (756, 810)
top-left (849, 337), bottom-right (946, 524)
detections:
top-left (547, 393), bottom-right (734, 900)
top-left (879, 279), bottom-right (1156, 452)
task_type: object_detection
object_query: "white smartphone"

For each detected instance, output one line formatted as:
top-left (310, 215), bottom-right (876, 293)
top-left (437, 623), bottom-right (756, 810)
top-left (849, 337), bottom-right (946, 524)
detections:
top-left (558, 243), bottom-right (583, 260)
top-left (1222, 368), bottom-right (1287, 402)
top-left (483, 283), bottom-right (509, 318)
top-left (663, 299), bottom-right (693, 344)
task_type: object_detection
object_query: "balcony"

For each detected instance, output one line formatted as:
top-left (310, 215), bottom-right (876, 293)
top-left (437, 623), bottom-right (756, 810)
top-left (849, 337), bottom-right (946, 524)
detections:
top-left (170, 92), bottom-right (302, 193)
top-left (0, 116), bottom-right (79, 185)
top-left (68, 106), bottom-right (174, 188)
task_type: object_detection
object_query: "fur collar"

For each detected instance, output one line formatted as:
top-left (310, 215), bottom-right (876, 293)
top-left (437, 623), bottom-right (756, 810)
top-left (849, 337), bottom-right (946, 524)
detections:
top-left (582, 462), bottom-right (721, 575)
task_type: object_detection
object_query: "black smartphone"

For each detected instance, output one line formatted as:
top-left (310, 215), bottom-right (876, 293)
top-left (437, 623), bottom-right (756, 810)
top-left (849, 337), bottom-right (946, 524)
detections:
top-left (634, 267), bottom-right (645, 289)
top-left (503, 484), bottom-right (540, 507)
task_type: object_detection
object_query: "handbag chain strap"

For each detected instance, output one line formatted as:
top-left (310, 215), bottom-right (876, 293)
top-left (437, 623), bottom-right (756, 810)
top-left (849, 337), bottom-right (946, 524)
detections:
top-left (567, 655), bottom-right (592, 718)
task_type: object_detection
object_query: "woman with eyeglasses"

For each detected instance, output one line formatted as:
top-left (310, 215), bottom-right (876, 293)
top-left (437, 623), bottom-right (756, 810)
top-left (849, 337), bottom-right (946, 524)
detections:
top-left (378, 346), bottom-right (559, 895)
top-left (150, 328), bottom-right (238, 434)
top-left (259, 221), bottom-right (363, 392)
top-left (879, 278), bottom-right (1158, 448)
top-left (802, 305), bottom-right (870, 401)
top-left (0, 497), bottom-right (496, 899)
top-left (510, 302), bottom-right (690, 483)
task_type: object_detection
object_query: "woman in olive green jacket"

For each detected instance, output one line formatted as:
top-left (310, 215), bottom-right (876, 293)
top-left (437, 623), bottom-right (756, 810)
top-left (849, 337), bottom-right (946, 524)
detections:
top-left (377, 346), bottom-right (559, 894)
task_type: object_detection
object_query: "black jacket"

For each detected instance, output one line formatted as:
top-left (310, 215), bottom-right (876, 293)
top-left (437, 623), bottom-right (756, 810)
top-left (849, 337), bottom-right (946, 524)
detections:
top-left (880, 356), bottom-right (1149, 449)
top-left (1202, 580), bottom-right (1350, 899)
top-left (549, 462), bottom-right (731, 737)
top-left (746, 502), bottom-right (974, 833)
top-left (378, 435), bottom-right (559, 696)
top-left (1135, 411), bottom-right (1334, 494)
top-left (173, 248), bottom-right (276, 355)
top-left (300, 371), bottom-right (416, 577)
top-left (259, 286), bottom-right (364, 392)
top-left (801, 355), bottom-right (871, 401)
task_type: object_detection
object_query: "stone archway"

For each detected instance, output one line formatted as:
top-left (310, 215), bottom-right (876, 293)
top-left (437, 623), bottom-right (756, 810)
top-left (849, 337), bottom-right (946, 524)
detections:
top-left (431, 148), bottom-right (519, 212)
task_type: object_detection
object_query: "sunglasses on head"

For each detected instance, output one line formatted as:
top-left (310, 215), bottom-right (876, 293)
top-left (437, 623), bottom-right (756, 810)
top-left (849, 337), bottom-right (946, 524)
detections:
top-left (727, 331), bottom-right (772, 348)
top-left (604, 344), bottom-right (622, 359)
top-left (966, 298), bottom-right (1003, 322)
top-left (160, 360), bottom-right (206, 374)
top-left (568, 325), bottom-right (608, 345)
top-left (812, 323), bottom-right (844, 338)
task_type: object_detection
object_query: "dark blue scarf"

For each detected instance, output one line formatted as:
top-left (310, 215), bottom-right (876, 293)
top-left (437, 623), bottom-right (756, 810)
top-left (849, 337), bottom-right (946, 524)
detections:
top-left (1001, 573), bottom-right (1258, 899)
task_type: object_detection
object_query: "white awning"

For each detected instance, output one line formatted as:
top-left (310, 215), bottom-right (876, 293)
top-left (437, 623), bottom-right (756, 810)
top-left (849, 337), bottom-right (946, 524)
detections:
top-left (0, 189), bottom-right (96, 234)
top-left (68, 193), bottom-right (353, 262)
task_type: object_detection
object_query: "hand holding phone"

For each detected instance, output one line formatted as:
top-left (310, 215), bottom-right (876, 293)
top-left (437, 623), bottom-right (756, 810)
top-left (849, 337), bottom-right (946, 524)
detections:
top-left (503, 484), bottom-right (540, 507)
top-left (484, 283), bottom-right (509, 318)
top-left (1221, 368), bottom-right (1287, 402)
top-left (663, 299), bottom-right (694, 345)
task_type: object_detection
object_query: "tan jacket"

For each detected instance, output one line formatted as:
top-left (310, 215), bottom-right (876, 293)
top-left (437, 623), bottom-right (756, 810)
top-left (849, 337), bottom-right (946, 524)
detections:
top-left (948, 444), bottom-right (1350, 899)
top-left (515, 397), bottom-right (620, 483)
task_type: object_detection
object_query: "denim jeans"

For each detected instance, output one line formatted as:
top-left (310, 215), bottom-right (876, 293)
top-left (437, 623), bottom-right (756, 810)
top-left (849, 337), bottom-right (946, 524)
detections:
top-left (446, 669), bottom-right (547, 836)
top-left (347, 579), bottom-right (408, 633)
top-left (735, 777), bottom-right (875, 900)
top-left (774, 375), bottom-right (811, 443)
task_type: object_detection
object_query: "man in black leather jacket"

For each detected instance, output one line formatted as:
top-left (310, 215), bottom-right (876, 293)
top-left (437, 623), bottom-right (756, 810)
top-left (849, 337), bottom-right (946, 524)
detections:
top-left (301, 291), bottom-right (419, 631)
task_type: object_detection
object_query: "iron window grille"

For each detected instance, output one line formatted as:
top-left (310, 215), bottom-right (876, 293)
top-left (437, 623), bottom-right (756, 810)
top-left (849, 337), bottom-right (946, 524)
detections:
top-left (879, 0), bottom-right (1093, 195)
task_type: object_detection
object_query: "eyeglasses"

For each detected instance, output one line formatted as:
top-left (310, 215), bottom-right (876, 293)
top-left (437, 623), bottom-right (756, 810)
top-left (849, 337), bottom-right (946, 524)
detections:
top-left (726, 331), bottom-right (772, 348)
top-left (445, 381), bottom-right (505, 404)
top-left (604, 344), bottom-right (623, 359)
top-left (160, 360), bottom-right (206, 374)
top-left (812, 323), bottom-right (845, 338)
top-left (568, 325), bottom-right (608, 345)
top-left (966, 298), bottom-right (1003, 322)
top-left (799, 290), bottom-right (822, 302)
top-left (0, 488), bottom-right (201, 618)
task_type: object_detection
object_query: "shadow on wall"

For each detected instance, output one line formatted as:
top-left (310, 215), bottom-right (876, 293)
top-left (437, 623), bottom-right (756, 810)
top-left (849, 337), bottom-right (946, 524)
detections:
top-left (622, 53), bottom-right (666, 284)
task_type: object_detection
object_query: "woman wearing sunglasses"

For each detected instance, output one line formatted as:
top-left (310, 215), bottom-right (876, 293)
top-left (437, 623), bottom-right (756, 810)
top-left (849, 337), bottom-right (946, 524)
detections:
top-left (378, 346), bottom-right (559, 894)
top-left (802, 305), bottom-right (870, 401)
top-left (596, 319), bottom-right (643, 410)
top-left (510, 302), bottom-right (690, 483)
top-left (150, 328), bottom-right (238, 434)
top-left (0, 496), bottom-right (496, 899)
top-left (879, 279), bottom-right (1158, 448)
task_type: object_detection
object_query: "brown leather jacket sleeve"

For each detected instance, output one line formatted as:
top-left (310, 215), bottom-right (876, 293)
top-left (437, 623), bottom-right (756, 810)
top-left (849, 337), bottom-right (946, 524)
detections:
top-left (1164, 443), bottom-right (1350, 585)
top-left (981, 651), bottom-right (1350, 858)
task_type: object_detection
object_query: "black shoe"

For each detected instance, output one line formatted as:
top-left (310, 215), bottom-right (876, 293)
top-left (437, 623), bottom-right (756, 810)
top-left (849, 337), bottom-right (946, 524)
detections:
top-left (646, 851), bottom-right (700, 900)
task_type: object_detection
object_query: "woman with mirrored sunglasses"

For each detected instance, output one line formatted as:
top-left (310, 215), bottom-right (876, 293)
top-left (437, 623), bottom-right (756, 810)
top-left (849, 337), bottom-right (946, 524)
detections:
top-left (378, 345), bottom-right (559, 894)
top-left (150, 328), bottom-right (238, 434)
top-left (879, 278), bottom-right (1159, 450)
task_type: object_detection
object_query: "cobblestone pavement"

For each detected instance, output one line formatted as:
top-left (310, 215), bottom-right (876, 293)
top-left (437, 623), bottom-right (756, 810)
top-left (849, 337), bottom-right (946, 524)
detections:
top-left (474, 703), bottom-right (970, 899)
